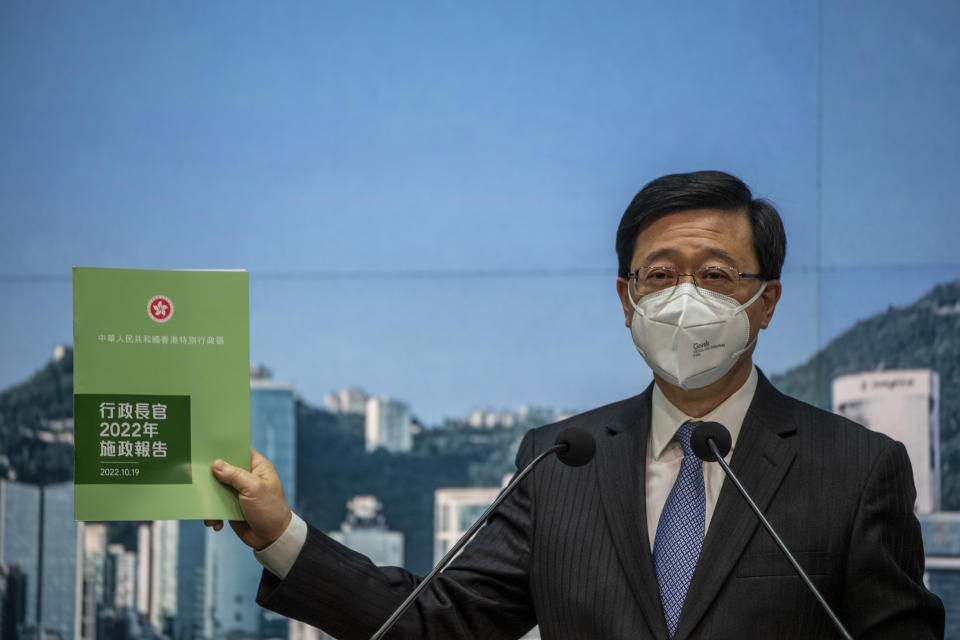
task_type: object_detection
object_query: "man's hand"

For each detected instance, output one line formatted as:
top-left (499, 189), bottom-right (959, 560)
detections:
top-left (203, 447), bottom-right (292, 551)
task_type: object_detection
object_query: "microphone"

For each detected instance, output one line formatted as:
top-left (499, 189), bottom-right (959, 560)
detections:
top-left (691, 422), bottom-right (854, 640)
top-left (690, 421), bottom-right (732, 461)
top-left (369, 427), bottom-right (596, 640)
top-left (555, 426), bottom-right (596, 467)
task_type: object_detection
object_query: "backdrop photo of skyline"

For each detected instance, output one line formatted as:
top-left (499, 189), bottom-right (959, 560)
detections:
top-left (1, 1), bottom-right (959, 639)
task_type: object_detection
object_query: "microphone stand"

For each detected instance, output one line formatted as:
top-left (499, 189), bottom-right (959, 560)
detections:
top-left (369, 443), bottom-right (566, 640)
top-left (706, 438), bottom-right (854, 640)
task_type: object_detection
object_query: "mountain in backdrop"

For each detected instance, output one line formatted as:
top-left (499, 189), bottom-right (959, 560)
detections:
top-left (771, 279), bottom-right (960, 509)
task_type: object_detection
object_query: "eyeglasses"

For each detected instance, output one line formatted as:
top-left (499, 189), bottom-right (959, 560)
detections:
top-left (625, 266), bottom-right (763, 297)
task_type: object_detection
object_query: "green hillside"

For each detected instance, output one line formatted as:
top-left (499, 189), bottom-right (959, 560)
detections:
top-left (772, 280), bottom-right (960, 509)
top-left (0, 348), bottom-right (74, 483)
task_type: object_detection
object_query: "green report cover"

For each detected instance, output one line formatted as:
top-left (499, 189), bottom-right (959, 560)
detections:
top-left (73, 267), bottom-right (249, 521)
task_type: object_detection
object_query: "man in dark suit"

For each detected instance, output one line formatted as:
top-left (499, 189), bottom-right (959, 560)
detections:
top-left (207, 171), bottom-right (944, 638)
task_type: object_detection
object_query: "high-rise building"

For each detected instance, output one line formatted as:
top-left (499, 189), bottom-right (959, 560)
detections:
top-left (135, 520), bottom-right (179, 634)
top-left (0, 481), bottom-right (40, 626)
top-left (176, 376), bottom-right (296, 640)
top-left (84, 522), bottom-right (177, 639)
top-left (174, 520), bottom-right (210, 640)
top-left (1, 564), bottom-right (28, 640)
top-left (40, 484), bottom-right (82, 640)
top-left (832, 369), bottom-right (941, 512)
top-left (329, 496), bottom-right (404, 567)
top-left (251, 379), bottom-right (297, 494)
top-left (364, 397), bottom-right (412, 453)
top-left (105, 544), bottom-right (137, 610)
top-left (919, 512), bottom-right (960, 638)
top-left (324, 388), bottom-right (368, 415)
top-left (464, 406), bottom-right (559, 429)
top-left (0, 481), bottom-right (80, 640)
top-left (79, 524), bottom-right (107, 640)
top-left (433, 487), bottom-right (501, 564)
top-left (137, 525), bottom-right (151, 617)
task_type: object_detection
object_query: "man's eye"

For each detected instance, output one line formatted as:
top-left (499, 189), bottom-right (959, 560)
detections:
top-left (700, 267), bottom-right (734, 280)
top-left (646, 269), bottom-right (672, 281)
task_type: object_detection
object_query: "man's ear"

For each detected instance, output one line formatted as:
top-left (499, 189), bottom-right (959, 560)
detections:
top-left (616, 278), bottom-right (633, 328)
top-left (759, 280), bottom-right (782, 329)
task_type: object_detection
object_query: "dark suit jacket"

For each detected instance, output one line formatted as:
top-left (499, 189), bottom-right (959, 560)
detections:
top-left (257, 372), bottom-right (945, 639)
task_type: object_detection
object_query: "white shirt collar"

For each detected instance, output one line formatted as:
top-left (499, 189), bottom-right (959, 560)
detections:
top-left (650, 366), bottom-right (758, 459)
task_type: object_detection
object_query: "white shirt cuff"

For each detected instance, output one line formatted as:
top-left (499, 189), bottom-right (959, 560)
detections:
top-left (254, 512), bottom-right (307, 579)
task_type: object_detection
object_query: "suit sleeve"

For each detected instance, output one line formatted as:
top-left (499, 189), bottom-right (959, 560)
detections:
top-left (255, 431), bottom-right (539, 640)
top-left (843, 440), bottom-right (945, 639)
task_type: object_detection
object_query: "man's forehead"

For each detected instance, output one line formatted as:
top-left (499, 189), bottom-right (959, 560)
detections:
top-left (631, 208), bottom-right (756, 266)
top-left (641, 246), bottom-right (740, 265)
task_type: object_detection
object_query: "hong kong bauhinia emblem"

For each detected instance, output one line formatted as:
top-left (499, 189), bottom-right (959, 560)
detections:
top-left (148, 295), bottom-right (174, 323)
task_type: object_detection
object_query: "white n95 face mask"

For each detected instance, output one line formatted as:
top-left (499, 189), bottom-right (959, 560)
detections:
top-left (629, 281), bottom-right (766, 390)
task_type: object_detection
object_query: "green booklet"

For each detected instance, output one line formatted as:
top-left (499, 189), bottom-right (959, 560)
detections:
top-left (73, 267), bottom-right (249, 521)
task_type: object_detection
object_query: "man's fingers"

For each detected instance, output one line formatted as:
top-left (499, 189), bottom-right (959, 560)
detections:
top-left (204, 519), bottom-right (224, 531)
top-left (249, 447), bottom-right (280, 480)
top-left (212, 459), bottom-right (259, 494)
top-left (229, 520), bottom-right (251, 539)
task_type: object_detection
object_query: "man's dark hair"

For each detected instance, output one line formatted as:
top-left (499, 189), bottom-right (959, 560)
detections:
top-left (615, 170), bottom-right (786, 280)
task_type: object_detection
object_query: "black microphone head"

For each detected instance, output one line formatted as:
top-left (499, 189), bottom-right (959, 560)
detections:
top-left (690, 421), bottom-right (732, 462)
top-left (554, 427), bottom-right (596, 467)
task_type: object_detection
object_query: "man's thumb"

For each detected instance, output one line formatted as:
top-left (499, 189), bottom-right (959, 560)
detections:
top-left (212, 460), bottom-right (257, 494)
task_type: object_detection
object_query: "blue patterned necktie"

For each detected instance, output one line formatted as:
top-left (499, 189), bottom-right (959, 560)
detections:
top-left (653, 420), bottom-right (706, 638)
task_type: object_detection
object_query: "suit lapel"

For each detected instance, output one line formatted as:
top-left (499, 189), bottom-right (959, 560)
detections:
top-left (673, 374), bottom-right (798, 639)
top-left (595, 388), bottom-right (672, 640)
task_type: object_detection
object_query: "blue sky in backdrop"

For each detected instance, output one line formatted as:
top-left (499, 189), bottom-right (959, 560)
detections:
top-left (1, 1), bottom-right (958, 423)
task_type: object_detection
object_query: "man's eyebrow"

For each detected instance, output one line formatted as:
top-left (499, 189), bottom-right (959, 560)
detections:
top-left (640, 248), bottom-right (678, 264)
top-left (702, 247), bottom-right (738, 264)
top-left (641, 247), bottom-right (739, 265)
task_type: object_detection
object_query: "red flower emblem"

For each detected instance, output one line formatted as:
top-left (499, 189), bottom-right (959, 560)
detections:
top-left (148, 295), bottom-right (174, 323)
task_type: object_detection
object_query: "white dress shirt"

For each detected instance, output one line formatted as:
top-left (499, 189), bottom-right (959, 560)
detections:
top-left (257, 366), bottom-right (759, 578)
top-left (255, 511), bottom-right (307, 579)
top-left (645, 366), bottom-right (757, 549)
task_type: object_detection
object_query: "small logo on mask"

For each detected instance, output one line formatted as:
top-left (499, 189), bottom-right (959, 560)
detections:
top-left (692, 340), bottom-right (724, 357)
